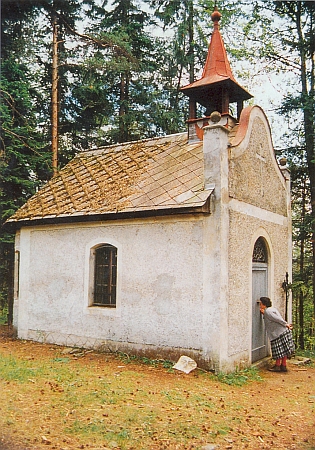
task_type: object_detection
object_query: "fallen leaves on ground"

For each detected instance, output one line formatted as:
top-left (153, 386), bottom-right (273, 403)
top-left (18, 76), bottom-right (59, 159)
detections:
top-left (0, 325), bottom-right (314, 450)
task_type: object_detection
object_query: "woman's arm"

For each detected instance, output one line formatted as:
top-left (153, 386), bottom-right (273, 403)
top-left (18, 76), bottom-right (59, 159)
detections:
top-left (264, 308), bottom-right (287, 326)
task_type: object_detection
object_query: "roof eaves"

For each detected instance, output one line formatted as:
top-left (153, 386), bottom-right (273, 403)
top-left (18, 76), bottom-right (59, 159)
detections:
top-left (4, 191), bottom-right (213, 232)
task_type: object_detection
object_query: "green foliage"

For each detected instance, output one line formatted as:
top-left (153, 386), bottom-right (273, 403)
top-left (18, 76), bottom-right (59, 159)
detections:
top-left (294, 348), bottom-right (315, 362)
top-left (214, 367), bottom-right (263, 386)
top-left (0, 306), bottom-right (8, 325)
top-left (0, 56), bottom-right (50, 309)
top-left (1, 60), bottom-right (49, 205)
top-left (117, 352), bottom-right (174, 369)
top-left (290, 159), bottom-right (314, 350)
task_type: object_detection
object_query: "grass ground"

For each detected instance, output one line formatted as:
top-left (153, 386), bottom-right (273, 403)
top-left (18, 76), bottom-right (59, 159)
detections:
top-left (0, 325), bottom-right (314, 450)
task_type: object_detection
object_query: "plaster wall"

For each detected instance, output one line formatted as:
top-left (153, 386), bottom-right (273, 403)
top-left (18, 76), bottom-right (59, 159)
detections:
top-left (229, 115), bottom-right (287, 216)
top-left (15, 214), bottom-right (222, 367)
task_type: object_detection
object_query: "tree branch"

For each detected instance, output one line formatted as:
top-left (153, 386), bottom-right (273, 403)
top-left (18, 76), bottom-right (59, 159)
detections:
top-left (1, 127), bottom-right (42, 157)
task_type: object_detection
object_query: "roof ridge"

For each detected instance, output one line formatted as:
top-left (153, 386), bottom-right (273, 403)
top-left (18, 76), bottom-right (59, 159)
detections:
top-left (80, 132), bottom-right (187, 157)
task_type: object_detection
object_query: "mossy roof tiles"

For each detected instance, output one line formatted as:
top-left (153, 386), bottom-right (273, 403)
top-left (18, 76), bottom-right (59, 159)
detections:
top-left (7, 133), bottom-right (213, 225)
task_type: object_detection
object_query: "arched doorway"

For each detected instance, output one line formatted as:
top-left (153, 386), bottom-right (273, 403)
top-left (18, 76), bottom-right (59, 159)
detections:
top-left (252, 237), bottom-right (269, 362)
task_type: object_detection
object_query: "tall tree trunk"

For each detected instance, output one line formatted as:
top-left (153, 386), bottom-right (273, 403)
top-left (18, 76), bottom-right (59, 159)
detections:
top-left (51, 11), bottom-right (59, 176)
top-left (295, 4), bottom-right (315, 325)
top-left (310, 8), bottom-right (315, 323)
top-left (187, 0), bottom-right (194, 84)
top-left (1, 243), bottom-right (14, 325)
top-left (187, 0), bottom-right (196, 119)
top-left (118, 73), bottom-right (130, 142)
top-left (298, 176), bottom-right (307, 349)
top-left (6, 244), bottom-right (14, 326)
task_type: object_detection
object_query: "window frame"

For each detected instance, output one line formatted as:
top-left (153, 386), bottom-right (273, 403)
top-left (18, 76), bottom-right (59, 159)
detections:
top-left (91, 243), bottom-right (118, 308)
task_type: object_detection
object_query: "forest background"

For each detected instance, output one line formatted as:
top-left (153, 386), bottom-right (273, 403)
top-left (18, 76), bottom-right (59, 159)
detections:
top-left (0, 0), bottom-right (314, 351)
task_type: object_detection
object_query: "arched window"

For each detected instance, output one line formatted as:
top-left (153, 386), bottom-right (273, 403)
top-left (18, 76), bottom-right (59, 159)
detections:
top-left (252, 237), bottom-right (268, 263)
top-left (93, 244), bottom-right (117, 307)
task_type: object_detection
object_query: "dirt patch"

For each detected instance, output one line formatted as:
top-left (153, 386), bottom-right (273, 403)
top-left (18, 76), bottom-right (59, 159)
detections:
top-left (0, 325), bottom-right (314, 450)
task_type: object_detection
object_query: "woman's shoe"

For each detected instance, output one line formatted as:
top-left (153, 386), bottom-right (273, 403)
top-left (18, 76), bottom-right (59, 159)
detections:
top-left (268, 365), bottom-right (281, 372)
top-left (280, 365), bottom-right (288, 372)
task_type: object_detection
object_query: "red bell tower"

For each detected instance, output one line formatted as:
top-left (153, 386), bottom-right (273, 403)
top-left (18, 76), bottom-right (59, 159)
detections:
top-left (181, 8), bottom-right (253, 140)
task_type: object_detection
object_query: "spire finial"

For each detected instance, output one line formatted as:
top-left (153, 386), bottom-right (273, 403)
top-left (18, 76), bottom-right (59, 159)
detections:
top-left (211, 6), bottom-right (222, 28)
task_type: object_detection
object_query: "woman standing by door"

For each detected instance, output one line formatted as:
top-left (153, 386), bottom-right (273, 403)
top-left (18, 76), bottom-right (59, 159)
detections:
top-left (259, 297), bottom-right (294, 372)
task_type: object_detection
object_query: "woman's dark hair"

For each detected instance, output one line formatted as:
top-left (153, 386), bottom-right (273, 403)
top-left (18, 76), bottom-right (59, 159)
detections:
top-left (260, 297), bottom-right (272, 307)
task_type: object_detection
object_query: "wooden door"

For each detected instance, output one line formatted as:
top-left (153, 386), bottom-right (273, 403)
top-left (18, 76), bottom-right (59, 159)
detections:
top-left (251, 264), bottom-right (268, 362)
top-left (251, 237), bottom-right (269, 363)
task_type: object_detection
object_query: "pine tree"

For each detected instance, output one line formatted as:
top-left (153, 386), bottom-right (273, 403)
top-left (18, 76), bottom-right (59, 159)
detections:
top-left (80, 0), bottom-right (158, 143)
top-left (0, 2), bottom-right (49, 319)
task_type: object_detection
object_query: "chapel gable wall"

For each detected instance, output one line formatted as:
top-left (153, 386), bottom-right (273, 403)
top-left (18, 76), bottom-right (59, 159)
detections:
top-left (229, 113), bottom-right (287, 216)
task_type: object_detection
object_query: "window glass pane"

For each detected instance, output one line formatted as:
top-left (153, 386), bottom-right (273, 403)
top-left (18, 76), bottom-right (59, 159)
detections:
top-left (252, 238), bottom-right (267, 263)
top-left (93, 244), bottom-right (117, 307)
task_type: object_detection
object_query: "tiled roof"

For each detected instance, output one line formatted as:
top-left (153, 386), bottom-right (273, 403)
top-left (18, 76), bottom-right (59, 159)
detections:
top-left (7, 133), bottom-right (213, 225)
